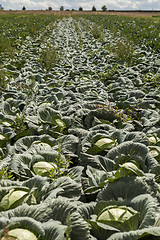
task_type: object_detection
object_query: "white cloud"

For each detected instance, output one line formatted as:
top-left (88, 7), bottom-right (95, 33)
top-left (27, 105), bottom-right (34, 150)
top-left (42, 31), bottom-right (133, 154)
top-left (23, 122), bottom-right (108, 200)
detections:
top-left (2, 0), bottom-right (160, 10)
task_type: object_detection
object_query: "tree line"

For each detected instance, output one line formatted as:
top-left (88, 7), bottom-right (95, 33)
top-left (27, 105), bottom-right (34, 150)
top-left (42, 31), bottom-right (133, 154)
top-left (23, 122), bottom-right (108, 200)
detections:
top-left (21, 5), bottom-right (107, 11)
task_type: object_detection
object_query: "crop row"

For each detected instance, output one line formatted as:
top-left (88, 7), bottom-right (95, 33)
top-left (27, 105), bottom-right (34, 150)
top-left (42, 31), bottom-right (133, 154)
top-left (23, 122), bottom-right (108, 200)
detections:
top-left (0, 15), bottom-right (160, 240)
top-left (83, 15), bottom-right (160, 53)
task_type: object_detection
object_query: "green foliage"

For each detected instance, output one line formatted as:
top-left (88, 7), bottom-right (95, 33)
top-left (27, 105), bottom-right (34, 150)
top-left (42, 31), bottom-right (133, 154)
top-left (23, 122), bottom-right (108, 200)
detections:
top-left (49, 137), bottom-right (72, 179)
top-left (22, 6), bottom-right (26, 10)
top-left (60, 6), bottom-right (64, 11)
top-left (84, 15), bottom-right (160, 53)
top-left (102, 5), bottom-right (107, 11)
top-left (112, 38), bottom-right (135, 66)
top-left (0, 38), bottom-right (14, 59)
top-left (79, 7), bottom-right (83, 11)
top-left (92, 6), bottom-right (96, 11)
top-left (0, 14), bottom-right (59, 59)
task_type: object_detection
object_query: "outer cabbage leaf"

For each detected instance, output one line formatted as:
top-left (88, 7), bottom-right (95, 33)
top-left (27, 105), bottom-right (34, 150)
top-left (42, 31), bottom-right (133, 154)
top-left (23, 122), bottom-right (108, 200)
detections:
top-left (42, 220), bottom-right (67, 240)
top-left (45, 176), bottom-right (82, 200)
top-left (84, 166), bottom-right (109, 193)
top-left (97, 176), bottom-right (160, 202)
top-left (107, 227), bottom-right (160, 240)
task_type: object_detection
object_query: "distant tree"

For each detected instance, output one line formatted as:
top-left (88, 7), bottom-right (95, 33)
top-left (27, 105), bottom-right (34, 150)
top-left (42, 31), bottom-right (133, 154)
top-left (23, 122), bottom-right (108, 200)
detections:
top-left (102, 5), bottom-right (107, 11)
top-left (71, 9), bottom-right (75, 11)
top-left (92, 6), bottom-right (96, 11)
top-left (0, 4), bottom-right (4, 10)
top-left (48, 6), bottom-right (52, 10)
top-left (22, 6), bottom-right (26, 10)
top-left (79, 6), bottom-right (83, 11)
top-left (60, 6), bottom-right (64, 11)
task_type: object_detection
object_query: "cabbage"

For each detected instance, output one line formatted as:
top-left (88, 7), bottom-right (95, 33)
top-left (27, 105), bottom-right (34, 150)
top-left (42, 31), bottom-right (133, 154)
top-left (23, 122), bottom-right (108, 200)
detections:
top-left (149, 148), bottom-right (160, 161)
top-left (148, 136), bottom-right (157, 145)
top-left (0, 134), bottom-right (6, 140)
top-left (113, 162), bottom-right (143, 179)
top-left (55, 118), bottom-right (66, 129)
top-left (1, 228), bottom-right (37, 240)
top-left (95, 138), bottom-right (115, 150)
top-left (0, 189), bottom-right (29, 210)
top-left (98, 206), bottom-right (135, 222)
top-left (97, 205), bottom-right (139, 231)
top-left (1, 121), bottom-right (12, 127)
top-left (33, 161), bottom-right (57, 176)
top-left (91, 137), bottom-right (115, 154)
top-left (148, 135), bottom-right (160, 146)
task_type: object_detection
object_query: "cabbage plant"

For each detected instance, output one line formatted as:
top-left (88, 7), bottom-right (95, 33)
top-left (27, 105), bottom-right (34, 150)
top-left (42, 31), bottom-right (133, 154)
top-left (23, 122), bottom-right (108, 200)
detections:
top-left (1, 228), bottom-right (38, 240)
top-left (91, 137), bottom-right (115, 154)
top-left (0, 188), bottom-right (36, 211)
top-left (89, 194), bottom-right (159, 240)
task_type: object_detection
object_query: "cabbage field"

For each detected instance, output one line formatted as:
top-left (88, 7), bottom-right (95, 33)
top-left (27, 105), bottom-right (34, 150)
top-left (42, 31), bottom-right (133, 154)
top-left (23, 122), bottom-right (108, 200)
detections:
top-left (0, 13), bottom-right (160, 240)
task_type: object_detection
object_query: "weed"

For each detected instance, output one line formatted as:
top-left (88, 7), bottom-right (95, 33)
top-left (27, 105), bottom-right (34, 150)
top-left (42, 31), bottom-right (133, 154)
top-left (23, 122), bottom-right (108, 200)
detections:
top-left (91, 25), bottom-right (105, 42)
top-left (13, 113), bottom-right (27, 132)
top-left (39, 44), bottom-right (60, 72)
top-left (0, 167), bottom-right (14, 180)
top-left (96, 100), bottom-right (143, 124)
top-left (74, 20), bottom-right (83, 48)
top-left (65, 213), bottom-right (72, 240)
top-left (98, 66), bottom-right (117, 82)
top-left (0, 38), bottom-right (14, 58)
top-left (143, 72), bottom-right (160, 87)
top-left (49, 140), bottom-right (72, 179)
top-left (49, 128), bottom-right (72, 179)
top-left (105, 37), bottom-right (142, 67)
top-left (0, 68), bottom-right (8, 90)
top-left (0, 225), bottom-right (15, 240)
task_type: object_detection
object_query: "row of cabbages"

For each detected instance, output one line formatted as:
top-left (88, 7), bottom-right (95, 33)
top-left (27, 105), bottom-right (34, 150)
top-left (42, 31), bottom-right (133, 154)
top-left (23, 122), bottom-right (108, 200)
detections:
top-left (0, 17), bottom-right (160, 240)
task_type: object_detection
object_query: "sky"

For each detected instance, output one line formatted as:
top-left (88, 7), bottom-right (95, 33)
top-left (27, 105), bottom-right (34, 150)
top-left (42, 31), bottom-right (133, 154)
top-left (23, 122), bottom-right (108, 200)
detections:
top-left (1, 0), bottom-right (160, 11)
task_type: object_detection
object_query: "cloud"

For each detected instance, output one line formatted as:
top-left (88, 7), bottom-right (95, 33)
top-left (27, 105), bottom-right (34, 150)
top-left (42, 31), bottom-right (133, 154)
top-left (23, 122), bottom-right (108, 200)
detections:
top-left (2, 0), bottom-right (160, 10)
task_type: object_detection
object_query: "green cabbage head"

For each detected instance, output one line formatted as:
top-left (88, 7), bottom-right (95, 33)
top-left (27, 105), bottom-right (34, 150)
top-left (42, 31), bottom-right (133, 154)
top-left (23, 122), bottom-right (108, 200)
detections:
top-left (97, 205), bottom-right (139, 231)
top-left (1, 228), bottom-right (37, 240)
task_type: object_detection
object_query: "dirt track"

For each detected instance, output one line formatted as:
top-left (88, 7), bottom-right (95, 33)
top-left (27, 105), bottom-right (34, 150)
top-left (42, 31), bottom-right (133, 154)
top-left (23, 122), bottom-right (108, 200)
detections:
top-left (0, 10), bottom-right (160, 18)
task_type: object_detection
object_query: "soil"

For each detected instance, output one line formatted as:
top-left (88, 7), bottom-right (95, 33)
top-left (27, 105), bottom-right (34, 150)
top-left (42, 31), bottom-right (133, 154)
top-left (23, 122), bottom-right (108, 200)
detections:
top-left (0, 10), bottom-right (160, 18)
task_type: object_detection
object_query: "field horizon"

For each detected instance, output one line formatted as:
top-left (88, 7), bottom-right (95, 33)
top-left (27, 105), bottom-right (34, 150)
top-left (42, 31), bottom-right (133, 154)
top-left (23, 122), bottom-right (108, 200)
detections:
top-left (0, 9), bottom-right (160, 17)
